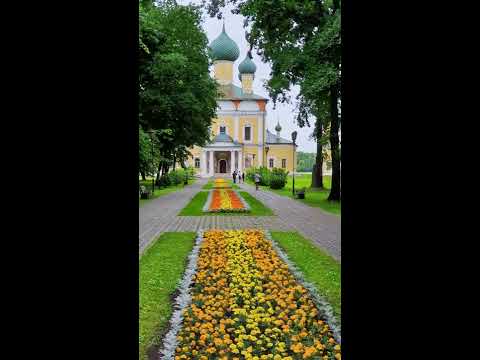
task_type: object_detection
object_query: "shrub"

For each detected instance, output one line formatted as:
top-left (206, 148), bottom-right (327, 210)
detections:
top-left (246, 167), bottom-right (256, 182)
top-left (186, 166), bottom-right (195, 180)
top-left (168, 169), bottom-right (186, 185)
top-left (269, 168), bottom-right (289, 189)
top-left (158, 175), bottom-right (169, 187)
top-left (246, 166), bottom-right (272, 186)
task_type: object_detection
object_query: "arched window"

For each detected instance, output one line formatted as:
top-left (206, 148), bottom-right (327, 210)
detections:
top-left (281, 159), bottom-right (286, 168)
top-left (194, 158), bottom-right (200, 168)
top-left (269, 158), bottom-right (274, 168)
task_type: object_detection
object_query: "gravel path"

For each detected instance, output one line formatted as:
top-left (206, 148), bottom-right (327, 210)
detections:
top-left (139, 179), bottom-right (341, 261)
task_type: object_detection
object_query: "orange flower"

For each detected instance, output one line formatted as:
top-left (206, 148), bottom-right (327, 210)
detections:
top-left (303, 346), bottom-right (317, 358)
top-left (174, 230), bottom-right (340, 359)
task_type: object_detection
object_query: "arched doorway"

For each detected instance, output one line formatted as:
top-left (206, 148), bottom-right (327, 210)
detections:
top-left (219, 159), bottom-right (227, 173)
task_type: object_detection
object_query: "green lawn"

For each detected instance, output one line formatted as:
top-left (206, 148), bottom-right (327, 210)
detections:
top-left (248, 174), bottom-right (340, 215)
top-left (139, 178), bottom-right (196, 207)
top-left (270, 231), bottom-right (341, 319)
top-left (202, 178), bottom-right (240, 190)
top-left (139, 232), bottom-right (196, 360)
top-left (178, 190), bottom-right (274, 216)
top-left (139, 230), bottom-right (340, 360)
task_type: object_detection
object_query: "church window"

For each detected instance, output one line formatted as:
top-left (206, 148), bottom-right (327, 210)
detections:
top-left (269, 158), bottom-right (274, 168)
top-left (244, 126), bottom-right (251, 141)
top-left (282, 159), bottom-right (286, 168)
top-left (194, 158), bottom-right (200, 168)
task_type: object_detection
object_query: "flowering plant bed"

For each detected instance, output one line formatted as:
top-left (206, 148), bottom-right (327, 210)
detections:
top-left (160, 229), bottom-right (341, 360)
top-left (203, 189), bottom-right (251, 213)
top-left (213, 178), bottom-right (232, 189)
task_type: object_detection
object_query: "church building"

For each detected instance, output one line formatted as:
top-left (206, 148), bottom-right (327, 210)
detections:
top-left (187, 23), bottom-right (296, 177)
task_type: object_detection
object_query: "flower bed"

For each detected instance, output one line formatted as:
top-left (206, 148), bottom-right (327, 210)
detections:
top-left (203, 189), bottom-right (250, 213)
top-left (161, 230), bottom-right (341, 360)
top-left (214, 178), bottom-right (232, 189)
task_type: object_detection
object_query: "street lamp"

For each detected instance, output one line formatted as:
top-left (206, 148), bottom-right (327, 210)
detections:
top-left (265, 146), bottom-right (270, 168)
top-left (291, 131), bottom-right (297, 196)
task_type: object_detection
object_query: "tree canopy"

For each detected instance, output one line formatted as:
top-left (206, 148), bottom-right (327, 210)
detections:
top-left (139, 0), bottom-right (218, 178)
top-left (203, 0), bottom-right (341, 200)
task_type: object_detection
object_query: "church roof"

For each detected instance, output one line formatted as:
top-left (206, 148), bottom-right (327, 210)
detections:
top-left (217, 83), bottom-right (267, 101)
top-left (238, 53), bottom-right (257, 74)
top-left (213, 133), bottom-right (234, 143)
top-left (205, 132), bottom-right (242, 148)
top-left (266, 129), bottom-right (293, 144)
top-left (209, 23), bottom-right (240, 62)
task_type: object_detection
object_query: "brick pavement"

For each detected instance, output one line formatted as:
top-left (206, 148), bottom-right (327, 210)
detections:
top-left (139, 179), bottom-right (341, 262)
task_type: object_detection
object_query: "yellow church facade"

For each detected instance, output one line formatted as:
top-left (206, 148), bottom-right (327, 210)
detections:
top-left (186, 23), bottom-right (295, 177)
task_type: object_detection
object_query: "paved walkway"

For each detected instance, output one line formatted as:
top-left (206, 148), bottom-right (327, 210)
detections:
top-left (139, 179), bottom-right (341, 262)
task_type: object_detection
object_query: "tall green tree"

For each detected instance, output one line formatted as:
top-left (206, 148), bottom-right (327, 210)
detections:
top-left (139, 1), bottom-right (218, 180)
top-left (203, 0), bottom-right (341, 201)
top-left (296, 152), bottom-right (317, 172)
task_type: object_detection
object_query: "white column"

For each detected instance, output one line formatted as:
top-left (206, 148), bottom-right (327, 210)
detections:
top-left (230, 150), bottom-right (234, 171)
top-left (238, 150), bottom-right (243, 174)
top-left (209, 150), bottom-right (214, 175)
top-left (257, 113), bottom-right (264, 167)
top-left (234, 115), bottom-right (239, 142)
top-left (257, 147), bottom-right (263, 168)
top-left (257, 114), bottom-right (263, 145)
top-left (201, 150), bottom-right (207, 176)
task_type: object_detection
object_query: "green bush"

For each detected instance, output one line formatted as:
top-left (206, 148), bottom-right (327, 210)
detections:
top-left (269, 168), bottom-right (289, 189)
top-left (156, 174), bottom-right (171, 187)
top-left (246, 166), bottom-right (272, 186)
top-left (186, 166), bottom-right (195, 180)
top-left (168, 169), bottom-right (186, 185)
top-left (246, 167), bottom-right (256, 182)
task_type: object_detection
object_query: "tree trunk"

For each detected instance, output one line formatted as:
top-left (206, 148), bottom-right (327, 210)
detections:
top-left (140, 171), bottom-right (146, 181)
top-left (156, 162), bottom-right (162, 182)
top-left (328, 84), bottom-right (341, 201)
top-left (311, 122), bottom-right (324, 188)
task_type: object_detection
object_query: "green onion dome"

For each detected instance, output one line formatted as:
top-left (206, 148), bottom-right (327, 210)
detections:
top-left (238, 52), bottom-right (257, 74)
top-left (209, 23), bottom-right (240, 62)
top-left (275, 121), bottom-right (282, 133)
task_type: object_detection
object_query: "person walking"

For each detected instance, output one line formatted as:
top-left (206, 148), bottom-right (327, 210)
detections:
top-left (242, 172), bottom-right (245, 183)
top-left (232, 170), bottom-right (237, 184)
top-left (254, 172), bottom-right (261, 191)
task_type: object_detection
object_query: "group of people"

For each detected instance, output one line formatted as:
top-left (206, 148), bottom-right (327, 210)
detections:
top-left (232, 170), bottom-right (262, 191)
top-left (232, 170), bottom-right (245, 184)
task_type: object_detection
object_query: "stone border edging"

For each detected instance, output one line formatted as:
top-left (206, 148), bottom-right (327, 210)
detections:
top-left (159, 230), bottom-right (204, 360)
top-left (264, 230), bottom-right (341, 343)
top-left (234, 189), bottom-right (251, 212)
top-left (201, 190), bottom-right (213, 212)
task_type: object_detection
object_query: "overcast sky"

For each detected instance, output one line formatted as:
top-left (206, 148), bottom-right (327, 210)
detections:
top-left (177, 0), bottom-right (317, 152)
